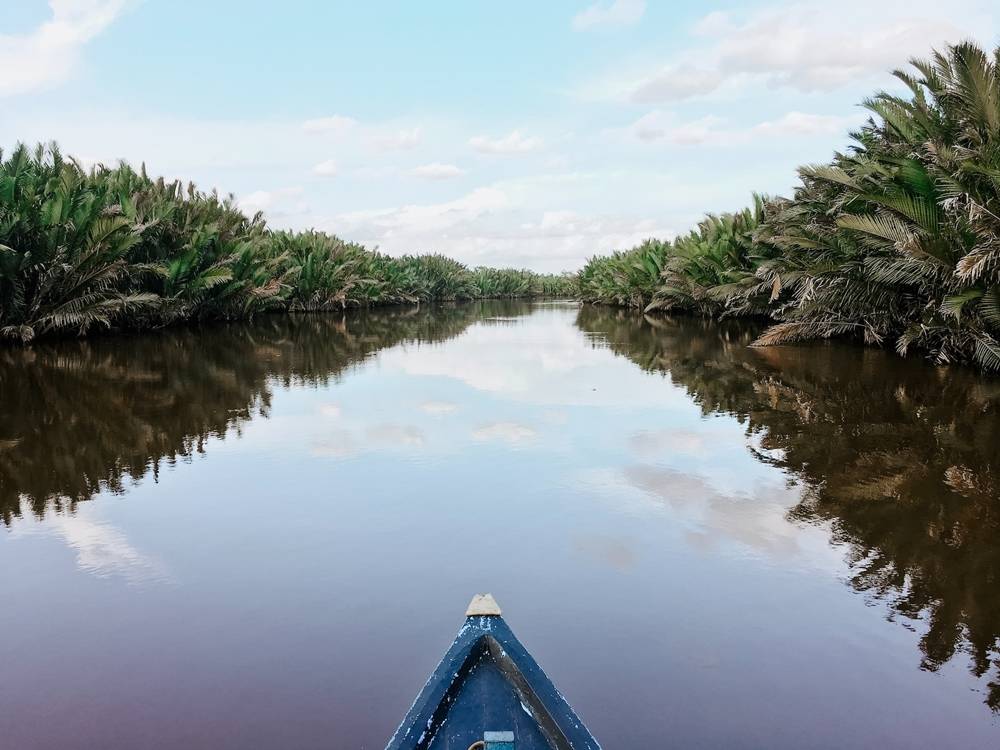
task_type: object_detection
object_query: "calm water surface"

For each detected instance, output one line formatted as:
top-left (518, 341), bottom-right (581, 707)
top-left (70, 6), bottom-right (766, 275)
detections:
top-left (2, 301), bottom-right (999, 749)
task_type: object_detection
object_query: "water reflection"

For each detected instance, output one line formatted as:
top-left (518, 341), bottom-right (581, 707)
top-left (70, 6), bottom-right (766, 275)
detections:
top-left (0, 303), bottom-right (515, 524)
top-left (3, 301), bottom-right (1000, 748)
top-left (577, 304), bottom-right (1000, 711)
top-left (8, 513), bottom-right (172, 584)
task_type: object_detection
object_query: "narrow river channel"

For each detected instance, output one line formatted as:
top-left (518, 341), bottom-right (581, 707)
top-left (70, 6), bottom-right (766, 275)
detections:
top-left (2, 301), bottom-right (998, 749)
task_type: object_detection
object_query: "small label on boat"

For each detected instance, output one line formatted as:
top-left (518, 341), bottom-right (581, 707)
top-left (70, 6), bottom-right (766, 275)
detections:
top-left (484, 731), bottom-right (514, 741)
top-left (484, 730), bottom-right (515, 749)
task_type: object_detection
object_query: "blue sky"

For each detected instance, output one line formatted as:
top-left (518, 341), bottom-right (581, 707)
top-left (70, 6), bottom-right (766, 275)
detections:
top-left (2, 1), bottom-right (997, 271)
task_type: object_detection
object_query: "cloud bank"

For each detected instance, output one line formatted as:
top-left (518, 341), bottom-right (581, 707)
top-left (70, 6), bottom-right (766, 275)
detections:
top-left (0, 0), bottom-right (129, 96)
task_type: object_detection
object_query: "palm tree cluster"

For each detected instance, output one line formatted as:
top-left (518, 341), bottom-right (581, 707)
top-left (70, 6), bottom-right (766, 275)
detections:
top-left (0, 145), bottom-right (575, 343)
top-left (579, 42), bottom-right (1000, 370)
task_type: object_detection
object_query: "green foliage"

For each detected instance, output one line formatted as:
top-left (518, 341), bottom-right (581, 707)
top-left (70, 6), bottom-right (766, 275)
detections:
top-left (0, 144), bottom-right (570, 341)
top-left (271, 230), bottom-right (368, 311)
top-left (0, 144), bottom-right (159, 341)
top-left (471, 266), bottom-right (577, 298)
top-left (579, 41), bottom-right (1000, 371)
top-left (649, 195), bottom-right (777, 317)
top-left (577, 239), bottom-right (669, 308)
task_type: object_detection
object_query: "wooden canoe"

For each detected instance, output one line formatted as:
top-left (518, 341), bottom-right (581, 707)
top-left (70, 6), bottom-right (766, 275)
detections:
top-left (385, 594), bottom-right (601, 750)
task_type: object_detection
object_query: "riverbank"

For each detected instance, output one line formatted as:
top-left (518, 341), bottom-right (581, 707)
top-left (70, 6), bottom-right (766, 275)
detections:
top-left (5, 41), bottom-right (999, 371)
top-left (580, 41), bottom-right (1000, 372)
top-left (0, 144), bottom-right (576, 343)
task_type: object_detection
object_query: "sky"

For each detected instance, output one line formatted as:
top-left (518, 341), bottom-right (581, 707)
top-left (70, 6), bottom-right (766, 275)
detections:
top-left (1, 1), bottom-right (997, 272)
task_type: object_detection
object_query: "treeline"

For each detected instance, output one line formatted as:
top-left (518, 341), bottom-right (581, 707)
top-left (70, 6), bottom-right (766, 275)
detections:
top-left (579, 42), bottom-right (1000, 371)
top-left (0, 145), bottom-right (576, 343)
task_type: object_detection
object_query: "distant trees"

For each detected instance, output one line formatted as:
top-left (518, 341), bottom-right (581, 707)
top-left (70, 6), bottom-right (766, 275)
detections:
top-left (0, 145), bottom-right (575, 342)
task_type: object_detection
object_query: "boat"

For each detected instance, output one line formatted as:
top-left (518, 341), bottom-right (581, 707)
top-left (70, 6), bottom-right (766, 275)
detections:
top-left (386, 594), bottom-right (601, 750)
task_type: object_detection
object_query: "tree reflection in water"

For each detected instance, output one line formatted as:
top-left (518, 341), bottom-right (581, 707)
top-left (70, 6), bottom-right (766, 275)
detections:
top-left (577, 305), bottom-right (1000, 712)
top-left (4, 301), bottom-right (998, 715)
top-left (0, 302), bottom-right (525, 525)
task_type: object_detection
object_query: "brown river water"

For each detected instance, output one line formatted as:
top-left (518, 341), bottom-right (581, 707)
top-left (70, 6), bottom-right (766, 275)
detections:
top-left (1, 301), bottom-right (998, 749)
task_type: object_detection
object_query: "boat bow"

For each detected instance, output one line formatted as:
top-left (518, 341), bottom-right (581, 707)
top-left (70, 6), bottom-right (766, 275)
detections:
top-left (385, 595), bottom-right (601, 750)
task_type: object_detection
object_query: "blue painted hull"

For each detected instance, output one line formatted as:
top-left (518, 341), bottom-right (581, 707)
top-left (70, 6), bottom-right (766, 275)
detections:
top-left (386, 613), bottom-right (601, 750)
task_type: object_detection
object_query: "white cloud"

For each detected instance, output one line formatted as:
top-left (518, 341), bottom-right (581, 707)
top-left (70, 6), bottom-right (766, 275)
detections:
top-left (371, 127), bottom-right (421, 151)
top-left (53, 514), bottom-right (170, 583)
top-left (629, 111), bottom-right (671, 143)
top-left (584, 0), bottom-right (990, 102)
top-left (302, 117), bottom-right (423, 157)
top-left (571, 0), bottom-right (646, 31)
top-left (319, 403), bottom-right (342, 418)
top-left (378, 313), bottom-right (693, 407)
top-left (539, 210), bottom-right (583, 231)
top-left (321, 180), bottom-right (672, 272)
top-left (302, 114), bottom-right (358, 134)
top-left (472, 422), bottom-right (538, 444)
top-left (691, 10), bottom-right (732, 36)
top-left (631, 67), bottom-right (725, 103)
top-left (238, 186), bottom-right (306, 217)
top-left (312, 158), bottom-right (338, 177)
top-left (0, 0), bottom-right (129, 96)
top-left (367, 424), bottom-right (425, 447)
top-left (10, 510), bottom-right (171, 584)
top-left (420, 400), bottom-right (459, 415)
top-left (615, 465), bottom-right (810, 558)
top-left (627, 110), bottom-right (859, 146)
top-left (707, 4), bottom-right (973, 92)
top-left (410, 162), bottom-right (465, 180)
top-left (331, 186), bottom-right (509, 237)
top-left (469, 129), bottom-right (543, 154)
top-left (311, 423), bottom-right (426, 458)
top-left (628, 429), bottom-right (713, 458)
top-left (312, 430), bottom-right (360, 458)
top-left (629, 112), bottom-right (728, 145)
top-left (750, 111), bottom-right (861, 137)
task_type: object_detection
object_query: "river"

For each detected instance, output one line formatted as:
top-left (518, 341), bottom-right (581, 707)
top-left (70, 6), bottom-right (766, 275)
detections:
top-left (1, 301), bottom-right (998, 748)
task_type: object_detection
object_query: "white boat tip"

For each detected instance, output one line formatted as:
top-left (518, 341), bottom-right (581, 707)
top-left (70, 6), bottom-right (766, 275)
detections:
top-left (466, 593), bottom-right (502, 617)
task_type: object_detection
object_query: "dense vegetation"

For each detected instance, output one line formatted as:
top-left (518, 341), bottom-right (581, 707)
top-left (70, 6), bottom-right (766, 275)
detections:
top-left (0, 146), bottom-right (576, 342)
top-left (7, 41), bottom-right (1000, 370)
top-left (580, 42), bottom-right (1000, 370)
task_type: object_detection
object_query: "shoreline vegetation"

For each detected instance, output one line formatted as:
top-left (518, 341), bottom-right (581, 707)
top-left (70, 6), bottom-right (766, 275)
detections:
top-left (0, 147), bottom-right (577, 343)
top-left (580, 41), bottom-right (1000, 371)
top-left (3, 41), bottom-right (1000, 372)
